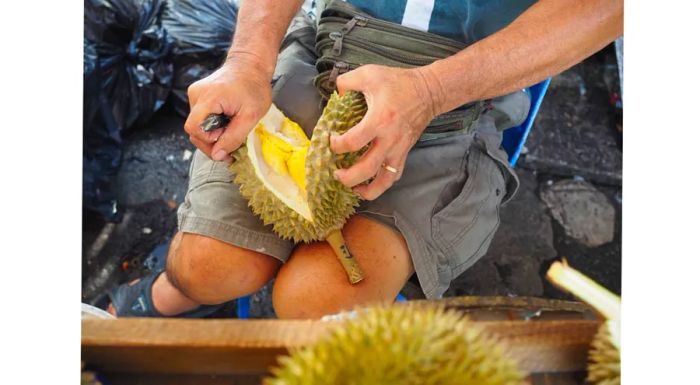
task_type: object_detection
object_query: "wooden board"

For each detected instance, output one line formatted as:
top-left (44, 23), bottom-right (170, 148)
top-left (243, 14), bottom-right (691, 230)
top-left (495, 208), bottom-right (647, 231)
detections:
top-left (82, 318), bottom-right (600, 376)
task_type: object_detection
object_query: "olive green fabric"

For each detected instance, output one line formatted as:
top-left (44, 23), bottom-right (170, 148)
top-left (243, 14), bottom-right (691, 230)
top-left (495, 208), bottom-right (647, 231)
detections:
top-left (313, 0), bottom-right (484, 135)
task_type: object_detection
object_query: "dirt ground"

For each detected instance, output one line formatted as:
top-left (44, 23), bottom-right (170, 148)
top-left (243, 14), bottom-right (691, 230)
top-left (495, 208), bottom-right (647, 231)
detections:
top-left (82, 45), bottom-right (622, 317)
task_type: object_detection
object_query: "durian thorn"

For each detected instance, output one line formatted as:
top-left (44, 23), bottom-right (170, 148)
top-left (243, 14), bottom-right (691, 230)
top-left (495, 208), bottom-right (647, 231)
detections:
top-left (325, 229), bottom-right (365, 284)
top-left (546, 260), bottom-right (620, 321)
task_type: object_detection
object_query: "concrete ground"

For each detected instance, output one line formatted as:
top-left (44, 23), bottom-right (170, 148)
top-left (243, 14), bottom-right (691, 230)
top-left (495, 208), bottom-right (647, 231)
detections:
top-left (82, 45), bottom-right (622, 316)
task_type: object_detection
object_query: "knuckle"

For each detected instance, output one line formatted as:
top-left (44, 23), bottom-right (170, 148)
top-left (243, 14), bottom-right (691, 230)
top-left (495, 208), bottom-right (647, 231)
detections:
top-left (186, 82), bottom-right (200, 98)
top-left (346, 136), bottom-right (366, 151)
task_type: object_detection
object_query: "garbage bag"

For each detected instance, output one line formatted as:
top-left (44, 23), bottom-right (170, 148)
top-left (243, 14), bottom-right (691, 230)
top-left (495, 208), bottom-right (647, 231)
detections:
top-left (84, 0), bottom-right (173, 221)
top-left (83, 39), bottom-right (123, 221)
top-left (84, 0), bottom-right (173, 132)
top-left (163, 0), bottom-right (238, 117)
top-left (162, 0), bottom-right (238, 56)
top-left (169, 56), bottom-right (217, 117)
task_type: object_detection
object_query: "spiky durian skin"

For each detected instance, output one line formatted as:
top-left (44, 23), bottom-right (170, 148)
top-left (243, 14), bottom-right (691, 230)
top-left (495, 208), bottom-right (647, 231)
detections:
top-left (265, 306), bottom-right (525, 385)
top-left (587, 324), bottom-right (620, 385)
top-left (304, 91), bottom-right (367, 239)
top-left (230, 91), bottom-right (367, 243)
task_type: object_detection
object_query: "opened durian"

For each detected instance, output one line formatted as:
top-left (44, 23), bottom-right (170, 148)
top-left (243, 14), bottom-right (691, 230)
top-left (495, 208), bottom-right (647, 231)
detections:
top-left (265, 305), bottom-right (525, 385)
top-left (546, 260), bottom-right (620, 385)
top-left (229, 91), bottom-right (368, 283)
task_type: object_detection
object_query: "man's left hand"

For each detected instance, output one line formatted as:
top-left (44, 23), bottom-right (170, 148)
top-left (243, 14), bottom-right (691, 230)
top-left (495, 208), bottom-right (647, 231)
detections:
top-left (332, 64), bottom-right (442, 200)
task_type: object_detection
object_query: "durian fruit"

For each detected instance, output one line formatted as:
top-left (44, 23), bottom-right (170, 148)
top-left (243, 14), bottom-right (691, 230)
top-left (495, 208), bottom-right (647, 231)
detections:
top-left (546, 260), bottom-right (620, 385)
top-left (230, 91), bottom-right (368, 283)
top-left (265, 305), bottom-right (526, 385)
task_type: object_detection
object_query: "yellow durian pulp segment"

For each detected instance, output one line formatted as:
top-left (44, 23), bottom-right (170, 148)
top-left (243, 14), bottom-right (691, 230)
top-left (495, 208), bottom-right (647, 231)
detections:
top-left (280, 117), bottom-right (311, 146)
top-left (287, 146), bottom-right (308, 191)
top-left (257, 116), bottom-right (310, 192)
top-left (244, 103), bottom-right (313, 221)
top-left (257, 124), bottom-right (292, 177)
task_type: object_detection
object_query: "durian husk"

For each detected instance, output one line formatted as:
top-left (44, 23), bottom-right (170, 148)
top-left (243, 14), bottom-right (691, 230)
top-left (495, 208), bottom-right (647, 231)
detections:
top-left (587, 322), bottom-right (621, 385)
top-left (230, 91), bottom-right (367, 283)
top-left (546, 260), bottom-right (621, 385)
top-left (265, 305), bottom-right (526, 385)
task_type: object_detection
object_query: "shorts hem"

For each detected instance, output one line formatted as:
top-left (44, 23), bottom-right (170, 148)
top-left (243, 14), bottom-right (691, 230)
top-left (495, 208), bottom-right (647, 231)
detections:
top-left (178, 215), bottom-right (293, 263)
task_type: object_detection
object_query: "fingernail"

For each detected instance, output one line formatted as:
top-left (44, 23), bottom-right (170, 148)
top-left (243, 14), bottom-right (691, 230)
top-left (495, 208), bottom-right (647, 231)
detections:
top-left (333, 170), bottom-right (342, 180)
top-left (213, 149), bottom-right (228, 161)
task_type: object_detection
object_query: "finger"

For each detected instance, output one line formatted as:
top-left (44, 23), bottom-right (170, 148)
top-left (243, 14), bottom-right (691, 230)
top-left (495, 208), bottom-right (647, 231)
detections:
top-left (187, 82), bottom-right (200, 110)
top-left (189, 135), bottom-right (214, 159)
top-left (210, 111), bottom-right (259, 161)
top-left (353, 153), bottom-right (405, 200)
top-left (330, 110), bottom-right (380, 154)
top-left (336, 66), bottom-right (369, 96)
top-left (334, 139), bottom-right (389, 187)
top-left (184, 101), bottom-right (227, 143)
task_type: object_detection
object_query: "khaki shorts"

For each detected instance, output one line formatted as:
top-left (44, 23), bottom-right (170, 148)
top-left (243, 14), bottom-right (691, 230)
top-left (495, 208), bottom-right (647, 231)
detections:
top-left (177, 24), bottom-right (519, 299)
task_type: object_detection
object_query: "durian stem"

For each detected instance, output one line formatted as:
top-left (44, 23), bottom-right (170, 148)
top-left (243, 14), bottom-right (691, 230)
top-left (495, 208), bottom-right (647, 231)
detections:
top-left (326, 230), bottom-right (365, 284)
top-left (546, 260), bottom-right (620, 321)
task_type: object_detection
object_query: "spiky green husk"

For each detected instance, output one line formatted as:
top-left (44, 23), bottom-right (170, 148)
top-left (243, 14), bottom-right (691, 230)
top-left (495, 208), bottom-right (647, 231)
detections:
top-left (230, 91), bottom-right (367, 243)
top-left (265, 306), bottom-right (525, 385)
top-left (587, 323), bottom-right (620, 385)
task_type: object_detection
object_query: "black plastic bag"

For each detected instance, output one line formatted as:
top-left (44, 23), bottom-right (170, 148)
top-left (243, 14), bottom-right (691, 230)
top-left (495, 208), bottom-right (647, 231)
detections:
top-left (169, 56), bottom-right (217, 117)
top-left (85, 0), bottom-right (173, 132)
top-left (162, 0), bottom-right (238, 56)
top-left (84, 0), bottom-right (173, 221)
top-left (83, 39), bottom-right (123, 221)
top-left (163, 0), bottom-right (238, 117)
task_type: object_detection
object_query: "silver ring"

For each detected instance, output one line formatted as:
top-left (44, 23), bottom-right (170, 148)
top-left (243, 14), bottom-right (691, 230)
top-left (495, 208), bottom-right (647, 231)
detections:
top-left (382, 163), bottom-right (398, 174)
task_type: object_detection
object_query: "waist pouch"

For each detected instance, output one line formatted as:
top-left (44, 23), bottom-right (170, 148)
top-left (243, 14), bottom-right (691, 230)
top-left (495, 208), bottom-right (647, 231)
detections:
top-left (313, 0), bottom-right (487, 136)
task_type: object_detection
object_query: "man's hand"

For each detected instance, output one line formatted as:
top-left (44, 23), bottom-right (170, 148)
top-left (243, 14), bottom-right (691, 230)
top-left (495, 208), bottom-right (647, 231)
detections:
top-left (183, 57), bottom-right (272, 162)
top-left (331, 64), bottom-right (441, 200)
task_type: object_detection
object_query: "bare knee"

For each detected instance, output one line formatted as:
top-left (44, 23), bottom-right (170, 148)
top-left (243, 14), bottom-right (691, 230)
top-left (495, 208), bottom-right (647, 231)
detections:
top-left (272, 216), bottom-right (413, 319)
top-left (166, 232), bottom-right (280, 304)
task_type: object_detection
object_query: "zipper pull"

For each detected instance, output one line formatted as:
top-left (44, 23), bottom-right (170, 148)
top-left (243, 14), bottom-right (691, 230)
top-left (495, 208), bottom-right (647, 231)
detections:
top-left (330, 31), bottom-right (344, 56)
top-left (352, 15), bottom-right (369, 28)
top-left (329, 61), bottom-right (350, 90)
top-left (331, 16), bottom-right (368, 56)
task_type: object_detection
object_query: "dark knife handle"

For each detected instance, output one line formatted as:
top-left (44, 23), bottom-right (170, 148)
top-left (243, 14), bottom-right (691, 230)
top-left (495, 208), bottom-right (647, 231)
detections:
top-left (200, 113), bottom-right (231, 132)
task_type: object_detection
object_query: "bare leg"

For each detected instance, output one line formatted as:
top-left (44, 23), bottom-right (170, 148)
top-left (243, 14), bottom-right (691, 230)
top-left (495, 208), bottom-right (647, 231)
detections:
top-left (272, 215), bottom-right (414, 319)
top-left (108, 231), bottom-right (280, 316)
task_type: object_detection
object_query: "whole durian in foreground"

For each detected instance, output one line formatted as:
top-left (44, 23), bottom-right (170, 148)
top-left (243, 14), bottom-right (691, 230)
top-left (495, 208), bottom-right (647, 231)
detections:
top-left (546, 261), bottom-right (620, 385)
top-left (230, 91), bottom-right (368, 283)
top-left (265, 305), bottom-right (525, 385)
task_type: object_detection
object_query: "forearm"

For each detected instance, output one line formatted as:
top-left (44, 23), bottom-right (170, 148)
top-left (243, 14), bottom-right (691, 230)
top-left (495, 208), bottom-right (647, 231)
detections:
top-left (420, 0), bottom-right (623, 115)
top-left (225, 0), bottom-right (305, 79)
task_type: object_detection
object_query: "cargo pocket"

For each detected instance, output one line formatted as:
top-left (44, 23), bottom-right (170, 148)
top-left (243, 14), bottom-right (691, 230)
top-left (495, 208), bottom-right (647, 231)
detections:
top-left (430, 145), bottom-right (507, 278)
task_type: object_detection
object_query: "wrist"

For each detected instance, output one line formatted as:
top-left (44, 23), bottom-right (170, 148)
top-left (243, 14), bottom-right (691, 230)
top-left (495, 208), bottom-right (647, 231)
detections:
top-left (224, 50), bottom-right (275, 82)
top-left (413, 65), bottom-right (447, 117)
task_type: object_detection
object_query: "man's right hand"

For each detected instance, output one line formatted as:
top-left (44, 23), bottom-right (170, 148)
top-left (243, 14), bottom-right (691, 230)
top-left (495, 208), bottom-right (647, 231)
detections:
top-left (184, 58), bottom-right (272, 162)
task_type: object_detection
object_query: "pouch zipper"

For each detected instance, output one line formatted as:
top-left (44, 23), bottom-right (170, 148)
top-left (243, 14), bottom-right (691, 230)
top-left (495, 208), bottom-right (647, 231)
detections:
top-left (319, 13), bottom-right (465, 51)
top-left (319, 34), bottom-right (436, 66)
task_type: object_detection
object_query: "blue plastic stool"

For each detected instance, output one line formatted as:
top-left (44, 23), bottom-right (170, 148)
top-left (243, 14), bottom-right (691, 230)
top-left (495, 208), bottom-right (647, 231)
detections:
top-left (235, 79), bottom-right (550, 319)
top-left (501, 78), bottom-right (551, 166)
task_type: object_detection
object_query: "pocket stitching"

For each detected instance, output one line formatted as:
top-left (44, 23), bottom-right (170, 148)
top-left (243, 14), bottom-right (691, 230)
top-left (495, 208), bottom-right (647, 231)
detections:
top-left (446, 152), bottom-right (494, 248)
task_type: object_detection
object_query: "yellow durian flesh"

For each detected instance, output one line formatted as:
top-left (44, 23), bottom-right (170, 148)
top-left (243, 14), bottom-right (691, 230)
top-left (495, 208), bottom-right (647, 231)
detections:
top-left (246, 104), bottom-right (312, 221)
top-left (231, 91), bottom-right (367, 243)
